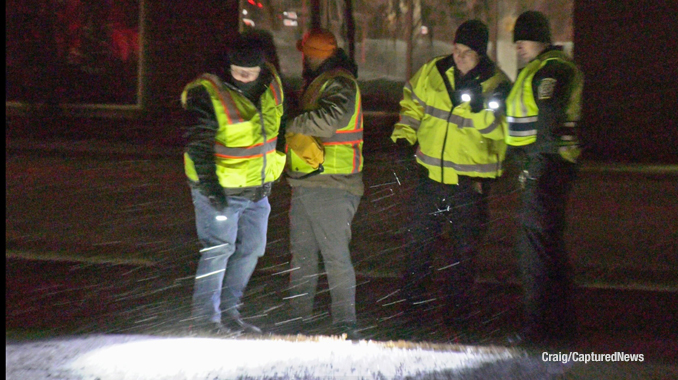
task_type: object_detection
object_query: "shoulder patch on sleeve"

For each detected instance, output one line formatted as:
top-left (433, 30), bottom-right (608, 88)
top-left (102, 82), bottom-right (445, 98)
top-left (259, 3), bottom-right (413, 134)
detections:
top-left (538, 78), bottom-right (557, 99)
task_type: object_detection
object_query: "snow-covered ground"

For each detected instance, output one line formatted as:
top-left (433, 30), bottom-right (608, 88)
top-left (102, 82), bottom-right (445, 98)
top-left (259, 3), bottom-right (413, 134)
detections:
top-left (2, 334), bottom-right (561, 380)
top-left (8, 333), bottom-right (678, 380)
top-left (5, 126), bottom-right (678, 379)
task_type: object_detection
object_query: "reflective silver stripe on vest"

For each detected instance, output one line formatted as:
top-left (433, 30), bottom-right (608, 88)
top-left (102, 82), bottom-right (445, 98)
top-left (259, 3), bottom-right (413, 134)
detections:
top-left (409, 84), bottom-right (477, 129)
top-left (399, 115), bottom-right (421, 130)
top-left (200, 74), bottom-right (245, 124)
top-left (416, 149), bottom-right (499, 173)
top-left (322, 129), bottom-right (364, 143)
top-left (507, 116), bottom-right (538, 136)
top-left (508, 129), bottom-right (537, 137)
top-left (507, 116), bottom-right (538, 123)
top-left (351, 140), bottom-right (362, 174)
top-left (214, 138), bottom-right (277, 158)
top-left (269, 78), bottom-right (283, 106)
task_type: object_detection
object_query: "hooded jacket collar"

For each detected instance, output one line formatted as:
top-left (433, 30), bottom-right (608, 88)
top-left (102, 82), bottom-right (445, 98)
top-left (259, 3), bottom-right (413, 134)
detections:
top-left (454, 55), bottom-right (495, 88)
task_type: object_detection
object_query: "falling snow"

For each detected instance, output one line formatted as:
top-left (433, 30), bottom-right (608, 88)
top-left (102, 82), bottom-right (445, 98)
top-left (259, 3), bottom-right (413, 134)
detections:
top-left (6, 129), bottom-right (678, 379)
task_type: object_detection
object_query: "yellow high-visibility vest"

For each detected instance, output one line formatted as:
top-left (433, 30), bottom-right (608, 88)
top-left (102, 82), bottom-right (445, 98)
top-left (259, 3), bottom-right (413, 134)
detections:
top-left (505, 50), bottom-right (583, 159)
top-left (287, 68), bottom-right (364, 176)
top-left (181, 67), bottom-right (286, 188)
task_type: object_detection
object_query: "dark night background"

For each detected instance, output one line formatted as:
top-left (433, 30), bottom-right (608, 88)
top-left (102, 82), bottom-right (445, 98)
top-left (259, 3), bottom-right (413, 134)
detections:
top-left (5, 0), bottom-right (678, 378)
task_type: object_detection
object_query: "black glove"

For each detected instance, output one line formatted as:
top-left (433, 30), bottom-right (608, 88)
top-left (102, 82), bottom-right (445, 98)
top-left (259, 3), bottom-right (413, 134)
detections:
top-left (454, 81), bottom-right (484, 113)
top-left (199, 180), bottom-right (228, 211)
top-left (488, 82), bottom-right (512, 113)
top-left (467, 81), bottom-right (484, 113)
top-left (394, 138), bottom-right (417, 160)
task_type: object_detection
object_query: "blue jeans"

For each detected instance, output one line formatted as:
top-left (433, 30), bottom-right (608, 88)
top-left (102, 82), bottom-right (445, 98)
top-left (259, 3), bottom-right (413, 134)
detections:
top-left (190, 187), bottom-right (270, 324)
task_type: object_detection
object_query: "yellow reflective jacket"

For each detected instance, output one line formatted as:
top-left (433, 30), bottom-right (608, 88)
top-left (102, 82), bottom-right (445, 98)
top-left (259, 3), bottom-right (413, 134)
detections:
top-left (391, 55), bottom-right (511, 185)
top-left (505, 48), bottom-right (583, 162)
top-left (286, 68), bottom-right (363, 177)
top-left (181, 68), bottom-right (286, 188)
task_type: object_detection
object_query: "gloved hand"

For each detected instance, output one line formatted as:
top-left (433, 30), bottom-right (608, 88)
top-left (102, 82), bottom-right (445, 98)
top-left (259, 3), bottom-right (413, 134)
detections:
top-left (394, 138), bottom-right (417, 160)
top-left (488, 82), bottom-right (512, 113)
top-left (199, 180), bottom-right (228, 212)
top-left (454, 81), bottom-right (484, 112)
top-left (467, 81), bottom-right (484, 113)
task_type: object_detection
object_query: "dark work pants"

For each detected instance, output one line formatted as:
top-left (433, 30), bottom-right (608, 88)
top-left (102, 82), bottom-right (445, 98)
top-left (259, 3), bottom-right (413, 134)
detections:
top-left (517, 153), bottom-right (578, 341)
top-left (400, 168), bottom-right (490, 324)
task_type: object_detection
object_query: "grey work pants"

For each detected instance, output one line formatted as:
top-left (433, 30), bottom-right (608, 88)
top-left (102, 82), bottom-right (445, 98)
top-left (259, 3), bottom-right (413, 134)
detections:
top-left (288, 186), bottom-right (361, 325)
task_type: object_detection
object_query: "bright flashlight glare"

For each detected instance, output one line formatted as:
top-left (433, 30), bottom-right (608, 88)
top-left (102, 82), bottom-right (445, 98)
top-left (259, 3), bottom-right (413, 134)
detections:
top-left (216, 215), bottom-right (227, 221)
top-left (461, 93), bottom-right (471, 102)
top-left (489, 100), bottom-right (499, 109)
top-left (70, 335), bottom-right (517, 379)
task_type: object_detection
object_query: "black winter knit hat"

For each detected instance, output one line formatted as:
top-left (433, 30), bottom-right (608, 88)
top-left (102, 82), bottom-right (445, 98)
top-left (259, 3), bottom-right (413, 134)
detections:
top-left (228, 34), bottom-right (265, 68)
top-left (513, 11), bottom-right (552, 43)
top-left (454, 20), bottom-right (489, 56)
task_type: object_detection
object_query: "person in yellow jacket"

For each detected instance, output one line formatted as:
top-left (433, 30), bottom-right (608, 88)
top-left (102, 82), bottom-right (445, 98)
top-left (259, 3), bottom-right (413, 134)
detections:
top-left (506, 11), bottom-right (584, 347)
top-left (284, 28), bottom-right (364, 340)
top-left (391, 20), bottom-right (511, 334)
top-left (181, 32), bottom-right (286, 336)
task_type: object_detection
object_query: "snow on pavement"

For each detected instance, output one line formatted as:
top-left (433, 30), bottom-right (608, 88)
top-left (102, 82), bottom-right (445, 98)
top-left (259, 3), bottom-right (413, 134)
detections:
top-left (7, 334), bottom-right (562, 380)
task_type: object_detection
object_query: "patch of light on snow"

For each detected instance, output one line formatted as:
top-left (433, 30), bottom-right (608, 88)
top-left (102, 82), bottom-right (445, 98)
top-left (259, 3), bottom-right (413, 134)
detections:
top-left (70, 335), bottom-right (517, 379)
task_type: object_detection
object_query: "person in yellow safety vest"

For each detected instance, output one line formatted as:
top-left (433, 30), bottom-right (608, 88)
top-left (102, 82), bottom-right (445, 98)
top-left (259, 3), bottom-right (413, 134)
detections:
top-left (506, 11), bottom-right (584, 348)
top-left (391, 20), bottom-right (511, 335)
top-left (284, 28), bottom-right (364, 340)
top-left (180, 32), bottom-right (286, 336)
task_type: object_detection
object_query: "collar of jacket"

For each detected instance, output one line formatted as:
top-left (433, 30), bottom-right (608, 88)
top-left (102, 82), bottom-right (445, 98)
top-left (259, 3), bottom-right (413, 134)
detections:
top-left (435, 54), bottom-right (495, 87)
top-left (454, 55), bottom-right (495, 87)
top-left (302, 48), bottom-right (358, 91)
top-left (533, 45), bottom-right (564, 62)
top-left (517, 45), bottom-right (568, 75)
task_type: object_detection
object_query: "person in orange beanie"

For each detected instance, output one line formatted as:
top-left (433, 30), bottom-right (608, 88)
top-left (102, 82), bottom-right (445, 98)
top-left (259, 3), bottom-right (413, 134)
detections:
top-left (284, 28), bottom-right (364, 340)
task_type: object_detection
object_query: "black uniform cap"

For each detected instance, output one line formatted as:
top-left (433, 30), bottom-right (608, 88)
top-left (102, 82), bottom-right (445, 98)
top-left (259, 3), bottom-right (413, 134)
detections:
top-left (513, 11), bottom-right (552, 44)
top-left (454, 20), bottom-right (489, 56)
top-left (228, 34), bottom-right (265, 68)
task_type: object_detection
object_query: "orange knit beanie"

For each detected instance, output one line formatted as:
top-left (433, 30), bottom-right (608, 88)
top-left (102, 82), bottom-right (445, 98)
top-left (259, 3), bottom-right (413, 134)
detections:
top-left (296, 28), bottom-right (337, 60)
